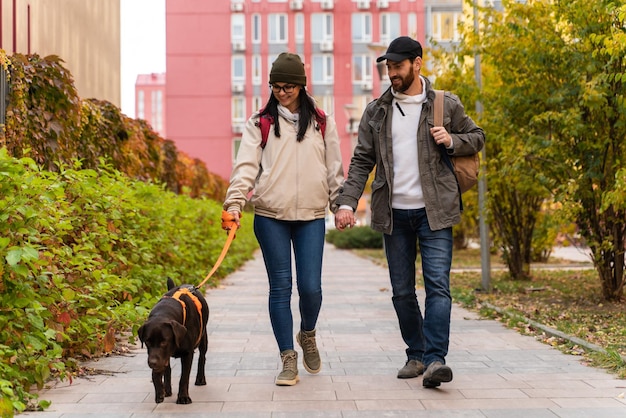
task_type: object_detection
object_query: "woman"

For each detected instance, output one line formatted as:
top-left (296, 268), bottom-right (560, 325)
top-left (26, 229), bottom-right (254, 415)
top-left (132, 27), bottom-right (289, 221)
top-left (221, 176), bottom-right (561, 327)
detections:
top-left (222, 52), bottom-right (344, 386)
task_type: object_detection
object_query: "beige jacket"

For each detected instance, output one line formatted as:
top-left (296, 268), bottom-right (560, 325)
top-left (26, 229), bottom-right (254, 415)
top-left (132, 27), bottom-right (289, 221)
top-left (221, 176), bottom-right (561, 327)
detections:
top-left (224, 112), bottom-right (344, 221)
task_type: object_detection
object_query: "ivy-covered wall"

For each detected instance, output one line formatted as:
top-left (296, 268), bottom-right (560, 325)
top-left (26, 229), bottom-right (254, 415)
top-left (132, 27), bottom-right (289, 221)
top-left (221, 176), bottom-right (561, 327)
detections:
top-left (0, 52), bottom-right (227, 201)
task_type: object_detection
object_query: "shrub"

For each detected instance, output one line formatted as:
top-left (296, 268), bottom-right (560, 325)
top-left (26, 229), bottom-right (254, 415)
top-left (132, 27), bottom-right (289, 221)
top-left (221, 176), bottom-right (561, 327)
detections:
top-left (326, 226), bottom-right (383, 249)
top-left (0, 150), bottom-right (258, 413)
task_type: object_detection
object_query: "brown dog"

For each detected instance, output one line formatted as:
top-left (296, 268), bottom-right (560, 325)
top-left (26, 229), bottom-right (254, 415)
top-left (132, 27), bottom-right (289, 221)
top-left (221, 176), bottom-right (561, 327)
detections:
top-left (138, 278), bottom-right (209, 404)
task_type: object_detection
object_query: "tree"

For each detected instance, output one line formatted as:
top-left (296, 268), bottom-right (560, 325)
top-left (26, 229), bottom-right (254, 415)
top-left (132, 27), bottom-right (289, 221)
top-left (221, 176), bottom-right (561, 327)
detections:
top-left (433, 2), bottom-right (553, 279)
top-left (477, 0), bottom-right (626, 299)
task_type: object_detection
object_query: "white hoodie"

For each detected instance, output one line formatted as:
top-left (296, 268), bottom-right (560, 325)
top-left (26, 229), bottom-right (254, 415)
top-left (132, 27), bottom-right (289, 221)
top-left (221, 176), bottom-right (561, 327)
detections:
top-left (390, 77), bottom-right (428, 209)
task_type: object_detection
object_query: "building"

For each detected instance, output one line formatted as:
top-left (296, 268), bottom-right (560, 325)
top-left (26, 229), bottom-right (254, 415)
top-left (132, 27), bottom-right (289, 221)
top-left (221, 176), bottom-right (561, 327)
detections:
top-left (165, 0), bottom-right (462, 180)
top-left (135, 72), bottom-right (166, 137)
top-left (0, 0), bottom-right (121, 107)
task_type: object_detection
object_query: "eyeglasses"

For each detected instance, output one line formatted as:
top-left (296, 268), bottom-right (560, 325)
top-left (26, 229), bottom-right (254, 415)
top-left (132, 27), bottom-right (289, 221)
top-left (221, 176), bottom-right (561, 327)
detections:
top-left (270, 84), bottom-right (297, 94)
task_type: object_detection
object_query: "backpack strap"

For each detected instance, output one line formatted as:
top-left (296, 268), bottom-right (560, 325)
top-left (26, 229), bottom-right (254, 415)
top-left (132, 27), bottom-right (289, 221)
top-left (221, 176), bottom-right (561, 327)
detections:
top-left (257, 108), bottom-right (326, 149)
top-left (256, 114), bottom-right (274, 149)
top-left (434, 89), bottom-right (464, 211)
top-left (434, 90), bottom-right (444, 127)
top-left (314, 108), bottom-right (327, 138)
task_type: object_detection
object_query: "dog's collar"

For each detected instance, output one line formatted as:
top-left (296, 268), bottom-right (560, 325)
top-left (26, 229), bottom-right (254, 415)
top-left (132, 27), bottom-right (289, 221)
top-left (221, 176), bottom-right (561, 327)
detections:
top-left (163, 287), bottom-right (204, 346)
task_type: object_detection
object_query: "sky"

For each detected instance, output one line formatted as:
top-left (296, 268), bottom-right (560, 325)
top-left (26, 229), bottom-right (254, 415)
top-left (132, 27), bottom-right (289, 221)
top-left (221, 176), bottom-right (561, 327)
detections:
top-left (120, 0), bottom-right (166, 118)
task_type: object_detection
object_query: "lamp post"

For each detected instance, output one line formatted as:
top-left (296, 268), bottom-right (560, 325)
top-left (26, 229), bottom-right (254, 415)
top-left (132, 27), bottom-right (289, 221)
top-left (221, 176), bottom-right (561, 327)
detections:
top-left (474, 1), bottom-right (491, 291)
top-left (343, 103), bottom-right (358, 150)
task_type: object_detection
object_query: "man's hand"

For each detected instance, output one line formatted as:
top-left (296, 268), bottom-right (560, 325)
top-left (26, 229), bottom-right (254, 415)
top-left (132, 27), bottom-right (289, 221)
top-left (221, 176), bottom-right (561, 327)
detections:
top-left (430, 126), bottom-right (452, 148)
top-left (334, 208), bottom-right (356, 231)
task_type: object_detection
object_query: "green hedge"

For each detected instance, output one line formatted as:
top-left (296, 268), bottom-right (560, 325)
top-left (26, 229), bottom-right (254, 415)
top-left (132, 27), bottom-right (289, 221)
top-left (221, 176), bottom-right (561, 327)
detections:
top-left (0, 150), bottom-right (258, 413)
top-left (326, 226), bottom-right (383, 249)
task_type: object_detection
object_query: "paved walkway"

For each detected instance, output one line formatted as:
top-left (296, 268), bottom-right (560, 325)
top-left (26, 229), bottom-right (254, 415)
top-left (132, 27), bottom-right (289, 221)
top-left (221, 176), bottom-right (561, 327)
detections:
top-left (23, 244), bottom-right (626, 417)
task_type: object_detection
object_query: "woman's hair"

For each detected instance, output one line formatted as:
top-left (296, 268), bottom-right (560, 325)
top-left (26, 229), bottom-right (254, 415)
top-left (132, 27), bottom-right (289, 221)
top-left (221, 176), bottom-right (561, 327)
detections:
top-left (258, 88), bottom-right (319, 142)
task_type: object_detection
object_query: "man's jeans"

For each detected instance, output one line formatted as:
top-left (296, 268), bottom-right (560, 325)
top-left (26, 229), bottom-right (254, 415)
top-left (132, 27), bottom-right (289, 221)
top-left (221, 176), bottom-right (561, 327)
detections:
top-left (383, 208), bottom-right (453, 366)
top-left (254, 215), bottom-right (325, 352)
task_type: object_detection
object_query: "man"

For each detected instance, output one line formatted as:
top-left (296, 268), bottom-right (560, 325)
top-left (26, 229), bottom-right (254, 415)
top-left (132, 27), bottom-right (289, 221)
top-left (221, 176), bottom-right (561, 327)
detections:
top-left (334, 36), bottom-right (485, 388)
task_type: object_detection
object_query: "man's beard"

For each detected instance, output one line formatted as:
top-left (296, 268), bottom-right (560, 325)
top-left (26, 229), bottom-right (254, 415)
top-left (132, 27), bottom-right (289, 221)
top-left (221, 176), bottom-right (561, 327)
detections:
top-left (391, 65), bottom-right (415, 93)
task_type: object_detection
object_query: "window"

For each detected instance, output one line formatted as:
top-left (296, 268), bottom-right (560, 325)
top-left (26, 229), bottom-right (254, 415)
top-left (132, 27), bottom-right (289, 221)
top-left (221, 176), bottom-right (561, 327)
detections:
top-left (432, 12), bottom-right (462, 41)
top-left (137, 90), bottom-right (145, 119)
top-left (232, 96), bottom-right (246, 123)
top-left (311, 13), bottom-right (333, 42)
top-left (312, 55), bottom-right (334, 84)
top-left (407, 13), bottom-right (417, 39)
top-left (380, 13), bottom-right (400, 44)
top-left (252, 96), bottom-right (263, 113)
top-left (352, 13), bottom-right (372, 43)
top-left (318, 95), bottom-right (334, 116)
top-left (231, 14), bottom-right (245, 42)
top-left (232, 56), bottom-right (245, 82)
top-left (352, 55), bottom-right (372, 83)
top-left (252, 55), bottom-right (262, 85)
top-left (151, 90), bottom-right (163, 132)
top-left (233, 137), bottom-right (242, 162)
top-left (295, 13), bottom-right (304, 42)
top-left (252, 14), bottom-right (261, 43)
top-left (268, 14), bottom-right (288, 43)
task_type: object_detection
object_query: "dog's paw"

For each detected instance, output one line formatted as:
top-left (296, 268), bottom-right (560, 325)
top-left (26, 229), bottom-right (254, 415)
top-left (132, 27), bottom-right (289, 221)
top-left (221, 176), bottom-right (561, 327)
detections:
top-left (195, 376), bottom-right (207, 386)
top-left (155, 395), bottom-right (165, 404)
top-left (165, 388), bottom-right (172, 397)
top-left (176, 396), bottom-right (192, 404)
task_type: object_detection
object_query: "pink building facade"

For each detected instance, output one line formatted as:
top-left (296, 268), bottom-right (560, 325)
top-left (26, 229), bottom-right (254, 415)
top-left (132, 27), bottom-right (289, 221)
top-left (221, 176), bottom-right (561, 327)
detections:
top-left (135, 73), bottom-right (166, 138)
top-left (165, 0), bottom-right (461, 180)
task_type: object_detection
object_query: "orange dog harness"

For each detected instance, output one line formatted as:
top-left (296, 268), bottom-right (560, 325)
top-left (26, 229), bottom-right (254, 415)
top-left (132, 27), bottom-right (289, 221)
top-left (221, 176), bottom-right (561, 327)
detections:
top-left (163, 287), bottom-right (204, 346)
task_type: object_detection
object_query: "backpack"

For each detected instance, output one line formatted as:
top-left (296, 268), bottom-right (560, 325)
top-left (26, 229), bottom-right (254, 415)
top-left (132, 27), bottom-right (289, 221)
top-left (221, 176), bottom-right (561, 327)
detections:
top-left (433, 89), bottom-right (479, 194)
top-left (256, 108), bottom-right (327, 149)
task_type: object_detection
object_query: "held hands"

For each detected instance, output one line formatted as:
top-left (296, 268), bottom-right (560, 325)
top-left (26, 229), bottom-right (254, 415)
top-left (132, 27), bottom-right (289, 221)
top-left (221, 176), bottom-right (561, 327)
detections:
top-left (334, 208), bottom-right (356, 231)
top-left (430, 126), bottom-right (452, 148)
top-left (221, 210), bottom-right (241, 236)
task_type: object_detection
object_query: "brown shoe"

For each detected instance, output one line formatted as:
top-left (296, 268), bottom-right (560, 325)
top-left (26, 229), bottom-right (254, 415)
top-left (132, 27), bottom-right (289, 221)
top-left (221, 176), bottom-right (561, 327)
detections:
top-left (422, 361), bottom-right (453, 388)
top-left (397, 359), bottom-right (425, 379)
top-left (275, 349), bottom-right (299, 386)
top-left (296, 329), bottom-right (321, 374)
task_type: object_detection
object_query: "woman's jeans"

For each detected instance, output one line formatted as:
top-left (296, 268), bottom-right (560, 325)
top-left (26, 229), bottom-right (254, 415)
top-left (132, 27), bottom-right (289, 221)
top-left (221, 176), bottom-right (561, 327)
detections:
top-left (254, 215), bottom-right (325, 352)
top-left (383, 208), bottom-right (453, 366)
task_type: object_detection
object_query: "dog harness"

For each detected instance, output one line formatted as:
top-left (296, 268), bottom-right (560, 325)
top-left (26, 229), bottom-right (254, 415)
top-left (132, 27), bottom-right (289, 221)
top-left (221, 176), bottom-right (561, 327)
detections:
top-left (163, 286), bottom-right (204, 347)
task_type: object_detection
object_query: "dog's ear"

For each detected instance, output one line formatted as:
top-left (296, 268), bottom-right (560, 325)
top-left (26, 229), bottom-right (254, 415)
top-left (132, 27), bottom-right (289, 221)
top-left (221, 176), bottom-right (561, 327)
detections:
top-left (167, 277), bottom-right (176, 290)
top-left (137, 324), bottom-right (146, 348)
top-left (167, 320), bottom-right (187, 348)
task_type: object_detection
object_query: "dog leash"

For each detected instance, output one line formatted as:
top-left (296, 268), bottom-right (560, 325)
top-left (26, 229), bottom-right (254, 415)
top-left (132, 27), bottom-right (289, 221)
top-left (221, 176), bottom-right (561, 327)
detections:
top-left (195, 211), bottom-right (239, 289)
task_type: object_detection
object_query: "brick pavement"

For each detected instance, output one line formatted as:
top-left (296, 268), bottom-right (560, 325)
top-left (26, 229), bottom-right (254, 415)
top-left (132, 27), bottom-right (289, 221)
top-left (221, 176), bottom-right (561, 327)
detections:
top-left (22, 244), bottom-right (626, 417)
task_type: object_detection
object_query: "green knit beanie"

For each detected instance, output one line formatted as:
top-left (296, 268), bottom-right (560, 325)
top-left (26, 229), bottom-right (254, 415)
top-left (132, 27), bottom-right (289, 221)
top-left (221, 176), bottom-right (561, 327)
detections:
top-left (269, 52), bottom-right (307, 86)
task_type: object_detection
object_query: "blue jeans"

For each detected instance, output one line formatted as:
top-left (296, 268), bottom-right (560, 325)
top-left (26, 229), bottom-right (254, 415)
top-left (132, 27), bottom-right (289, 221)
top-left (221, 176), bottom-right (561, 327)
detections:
top-left (383, 208), bottom-right (453, 366)
top-left (254, 215), bottom-right (325, 352)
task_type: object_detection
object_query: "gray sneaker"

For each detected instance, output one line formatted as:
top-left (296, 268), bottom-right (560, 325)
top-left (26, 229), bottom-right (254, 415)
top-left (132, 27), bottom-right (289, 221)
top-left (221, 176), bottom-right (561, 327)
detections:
top-left (397, 359), bottom-right (425, 379)
top-left (296, 329), bottom-right (321, 374)
top-left (275, 349), bottom-right (299, 386)
top-left (422, 361), bottom-right (453, 388)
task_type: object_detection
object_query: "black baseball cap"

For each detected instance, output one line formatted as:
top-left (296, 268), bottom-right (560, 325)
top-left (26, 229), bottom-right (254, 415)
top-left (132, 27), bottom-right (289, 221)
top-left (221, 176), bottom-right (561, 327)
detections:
top-left (376, 36), bottom-right (423, 62)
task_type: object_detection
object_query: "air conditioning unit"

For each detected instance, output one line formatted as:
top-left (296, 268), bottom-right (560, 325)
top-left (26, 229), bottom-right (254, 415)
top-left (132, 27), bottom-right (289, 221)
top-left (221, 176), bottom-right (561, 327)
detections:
top-left (230, 2), bottom-right (244, 12)
top-left (377, 0), bottom-right (389, 8)
top-left (357, 0), bottom-right (371, 10)
top-left (320, 41), bottom-right (334, 52)
top-left (321, 0), bottom-right (334, 10)
top-left (361, 81), bottom-right (373, 91)
top-left (290, 0), bottom-right (303, 10)
top-left (232, 123), bottom-right (244, 134)
top-left (232, 83), bottom-right (244, 93)
top-left (232, 41), bottom-right (246, 52)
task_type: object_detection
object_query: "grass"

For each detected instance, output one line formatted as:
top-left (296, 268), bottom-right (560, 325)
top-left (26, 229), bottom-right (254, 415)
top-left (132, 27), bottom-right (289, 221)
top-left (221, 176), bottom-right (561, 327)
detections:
top-left (352, 247), bottom-right (626, 378)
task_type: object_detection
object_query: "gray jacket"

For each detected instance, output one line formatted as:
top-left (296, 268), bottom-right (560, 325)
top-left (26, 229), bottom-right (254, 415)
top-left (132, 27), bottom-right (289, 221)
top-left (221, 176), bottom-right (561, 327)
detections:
top-left (336, 78), bottom-right (485, 234)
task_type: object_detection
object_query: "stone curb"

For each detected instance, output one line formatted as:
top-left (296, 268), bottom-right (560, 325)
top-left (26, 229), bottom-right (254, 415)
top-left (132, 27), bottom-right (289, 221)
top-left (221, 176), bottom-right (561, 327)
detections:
top-left (482, 301), bottom-right (626, 363)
